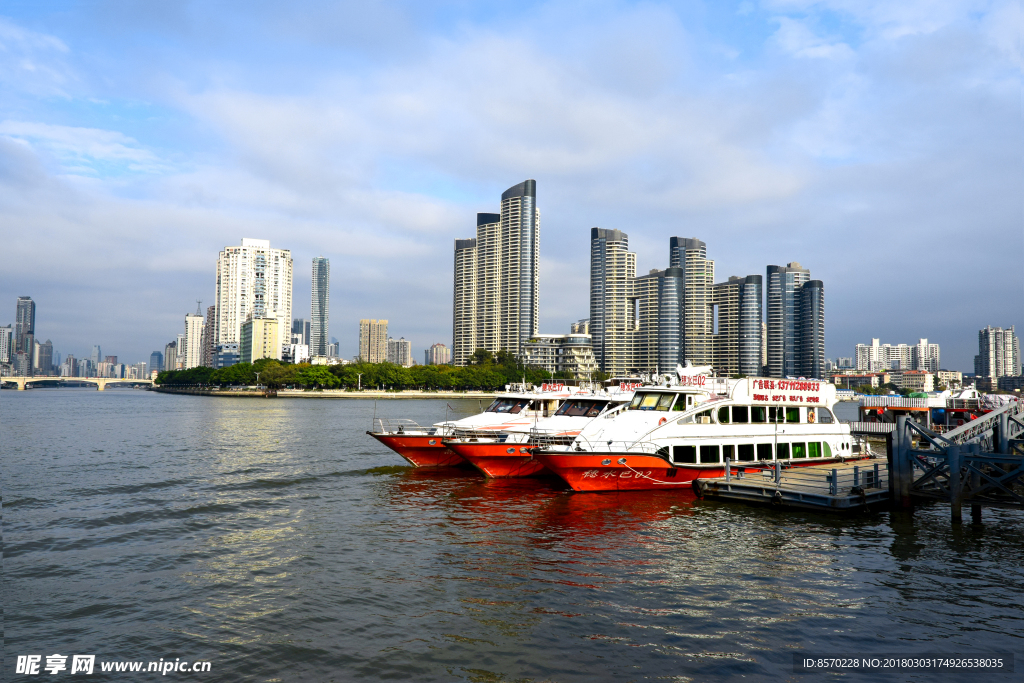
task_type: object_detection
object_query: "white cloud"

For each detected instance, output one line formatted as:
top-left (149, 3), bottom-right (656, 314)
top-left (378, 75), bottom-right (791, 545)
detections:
top-left (770, 17), bottom-right (855, 59)
top-left (0, 120), bottom-right (165, 174)
top-left (0, 16), bottom-right (73, 96)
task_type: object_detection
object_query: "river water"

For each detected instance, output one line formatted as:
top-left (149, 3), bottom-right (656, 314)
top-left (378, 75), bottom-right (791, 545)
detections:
top-left (5, 390), bottom-right (1022, 681)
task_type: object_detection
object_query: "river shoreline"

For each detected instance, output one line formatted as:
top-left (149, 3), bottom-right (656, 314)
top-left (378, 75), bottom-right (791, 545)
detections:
top-left (150, 386), bottom-right (497, 399)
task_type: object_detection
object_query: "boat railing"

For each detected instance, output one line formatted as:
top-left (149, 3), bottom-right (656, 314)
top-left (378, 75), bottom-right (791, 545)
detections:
top-left (860, 396), bottom-right (929, 408)
top-left (723, 455), bottom-right (888, 493)
top-left (374, 418), bottom-right (444, 435)
top-left (560, 434), bottom-right (664, 455)
top-left (449, 427), bottom-right (505, 441)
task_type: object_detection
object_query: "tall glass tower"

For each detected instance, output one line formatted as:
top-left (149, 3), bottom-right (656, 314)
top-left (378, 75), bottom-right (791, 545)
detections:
top-left (766, 263), bottom-right (811, 378)
top-left (311, 257), bottom-right (330, 357)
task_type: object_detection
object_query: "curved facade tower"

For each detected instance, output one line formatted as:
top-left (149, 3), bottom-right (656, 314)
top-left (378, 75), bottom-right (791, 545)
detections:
top-left (657, 267), bottom-right (684, 372)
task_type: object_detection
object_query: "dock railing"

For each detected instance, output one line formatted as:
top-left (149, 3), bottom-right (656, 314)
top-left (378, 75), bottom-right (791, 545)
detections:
top-left (723, 457), bottom-right (888, 495)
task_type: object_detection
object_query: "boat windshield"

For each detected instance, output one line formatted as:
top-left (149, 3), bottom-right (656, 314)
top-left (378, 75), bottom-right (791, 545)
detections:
top-left (628, 392), bottom-right (676, 411)
top-left (554, 399), bottom-right (609, 417)
top-left (486, 398), bottom-right (532, 414)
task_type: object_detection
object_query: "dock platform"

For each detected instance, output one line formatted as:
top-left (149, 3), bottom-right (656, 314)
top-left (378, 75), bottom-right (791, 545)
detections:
top-left (695, 457), bottom-right (890, 511)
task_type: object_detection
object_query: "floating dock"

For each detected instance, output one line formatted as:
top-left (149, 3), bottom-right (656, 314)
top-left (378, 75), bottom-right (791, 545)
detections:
top-left (695, 457), bottom-right (890, 511)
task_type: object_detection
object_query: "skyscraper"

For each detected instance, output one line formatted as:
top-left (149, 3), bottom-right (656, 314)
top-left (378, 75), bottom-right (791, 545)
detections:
top-left (91, 345), bottom-right (102, 367)
top-left (150, 351), bottom-right (164, 375)
top-left (164, 341), bottom-right (177, 372)
top-left (426, 343), bottom-right (451, 365)
top-left (797, 280), bottom-right (825, 379)
top-left (15, 296), bottom-right (35, 375)
top-left (766, 263), bottom-right (810, 378)
top-left (737, 275), bottom-right (763, 376)
top-left (359, 319), bottom-right (388, 363)
top-left (671, 238), bottom-right (715, 367)
top-left (0, 324), bottom-right (12, 364)
top-left (184, 309), bottom-right (205, 369)
top-left (292, 318), bottom-right (311, 347)
top-left (386, 337), bottom-right (413, 367)
top-left (35, 339), bottom-right (53, 374)
top-left (311, 257), bottom-right (330, 357)
top-left (589, 228), bottom-right (637, 376)
top-left (452, 237), bottom-right (479, 366)
top-left (975, 326), bottom-right (1020, 379)
top-left (215, 238), bottom-right (293, 347)
top-left (451, 181), bottom-right (539, 365)
top-left (201, 306), bottom-right (216, 368)
top-left (656, 267), bottom-right (684, 372)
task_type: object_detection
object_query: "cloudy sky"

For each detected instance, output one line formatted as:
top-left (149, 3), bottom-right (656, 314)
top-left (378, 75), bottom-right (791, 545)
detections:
top-left (1, 0), bottom-right (1020, 370)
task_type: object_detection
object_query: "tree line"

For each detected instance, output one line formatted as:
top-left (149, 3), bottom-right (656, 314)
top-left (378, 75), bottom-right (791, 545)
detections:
top-left (154, 349), bottom-right (598, 390)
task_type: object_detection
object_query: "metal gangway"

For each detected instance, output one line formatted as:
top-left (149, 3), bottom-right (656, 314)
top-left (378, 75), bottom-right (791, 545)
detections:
top-left (890, 399), bottom-right (1024, 524)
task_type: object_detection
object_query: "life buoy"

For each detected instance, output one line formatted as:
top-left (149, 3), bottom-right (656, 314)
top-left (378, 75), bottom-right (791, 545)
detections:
top-left (658, 417), bottom-right (667, 426)
top-left (807, 410), bottom-right (816, 424)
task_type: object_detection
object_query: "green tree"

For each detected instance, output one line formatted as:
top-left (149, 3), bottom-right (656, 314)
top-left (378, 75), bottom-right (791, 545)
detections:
top-left (295, 365), bottom-right (339, 389)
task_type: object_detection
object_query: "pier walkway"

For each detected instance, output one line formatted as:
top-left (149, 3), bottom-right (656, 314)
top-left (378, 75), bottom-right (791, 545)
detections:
top-left (695, 457), bottom-right (889, 511)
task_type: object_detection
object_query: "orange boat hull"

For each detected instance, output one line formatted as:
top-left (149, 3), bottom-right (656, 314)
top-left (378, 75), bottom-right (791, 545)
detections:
top-left (367, 432), bottom-right (468, 468)
top-left (445, 441), bottom-right (550, 478)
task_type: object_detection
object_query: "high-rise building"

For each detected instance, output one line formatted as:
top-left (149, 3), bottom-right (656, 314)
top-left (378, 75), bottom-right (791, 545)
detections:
top-left (76, 357), bottom-right (90, 378)
top-left (452, 236), bottom-right (479, 366)
top-left (523, 333), bottom-right (599, 379)
top-left (589, 228), bottom-right (637, 376)
top-left (386, 337), bottom-right (413, 367)
top-left (975, 326), bottom-right (1020, 379)
top-left (91, 345), bottom-right (102, 367)
top-left (451, 180), bottom-right (539, 365)
top-left (426, 343), bottom-right (451, 366)
top-left (292, 318), bottom-right (311, 347)
top-left (215, 238), bottom-right (293, 347)
top-left (60, 354), bottom-right (76, 377)
top-left (150, 351), bottom-right (164, 374)
top-left (766, 263), bottom-right (810, 378)
top-left (240, 318), bottom-right (281, 364)
top-left (311, 257), bottom-right (330, 357)
top-left (35, 339), bottom-right (53, 374)
top-left (856, 338), bottom-right (940, 373)
top-left (15, 296), bottom-right (35, 375)
top-left (184, 309), bottom-right (205, 369)
top-left (797, 280), bottom-right (825, 379)
top-left (201, 306), bottom-right (216, 368)
top-left (359, 319), bottom-right (388, 363)
top-left (164, 341), bottom-right (177, 372)
top-left (738, 276), bottom-right (763, 376)
top-left (214, 343), bottom-right (240, 368)
top-left (656, 267), bottom-right (685, 373)
top-left (0, 324), bottom-right (12, 364)
top-left (672, 238), bottom-right (715, 367)
top-left (570, 319), bottom-right (590, 334)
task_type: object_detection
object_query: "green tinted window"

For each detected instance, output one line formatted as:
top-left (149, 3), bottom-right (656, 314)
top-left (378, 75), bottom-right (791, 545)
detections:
top-left (808, 442), bottom-right (821, 458)
top-left (776, 443), bottom-right (790, 459)
top-left (750, 407), bottom-right (767, 423)
top-left (738, 444), bottom-right (755, 461)
top-left (792, 442), bottom-right (806, 458)
top-left (786, 407), bottom-right (800, 423)
top-left (700, 445), bottom-right (720, 463)
top-left (823, 441), bottom-right (832, 458)
top-left (673, 445), bottom-right (696, 463)
top-left (757, 443), bottom-right (773, 460)
top-left (732, 406), bottom-right (749, 423)
top-left (718, 407), bottom-right (730, 424)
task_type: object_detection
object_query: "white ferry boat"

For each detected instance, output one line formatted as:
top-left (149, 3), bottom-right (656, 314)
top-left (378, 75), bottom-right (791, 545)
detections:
top-left (367, 383), bottom-right (586, 467)
top-left (533, 366), bottom-right (857, 491)
top-left (443, 385), bottom-right (637, 478)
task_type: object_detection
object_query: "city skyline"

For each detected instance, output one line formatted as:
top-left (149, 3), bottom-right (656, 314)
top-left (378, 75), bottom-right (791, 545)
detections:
top-left (0, 3), bottom-right (1019, 369)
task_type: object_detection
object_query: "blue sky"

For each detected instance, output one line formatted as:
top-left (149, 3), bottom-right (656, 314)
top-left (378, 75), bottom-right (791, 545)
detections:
top-left (0, 0), bottom-right (1020, 370)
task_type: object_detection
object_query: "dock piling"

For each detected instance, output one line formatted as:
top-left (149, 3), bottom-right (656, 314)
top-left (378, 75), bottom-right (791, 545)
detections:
top-left (948, 444), bottom-right (962, 524)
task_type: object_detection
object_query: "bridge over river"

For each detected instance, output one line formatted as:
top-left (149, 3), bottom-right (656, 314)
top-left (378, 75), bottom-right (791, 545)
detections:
top-left (1, 376), bottom-right (154, 391)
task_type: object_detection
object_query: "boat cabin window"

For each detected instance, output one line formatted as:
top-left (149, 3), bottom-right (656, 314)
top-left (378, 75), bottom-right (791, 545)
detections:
top-left (700, 445), bottom-right (720, 463)
top-left (732, 406), bottom-right (749, 423)
top-left (555, 399), bottom-right (609, 417)
top-left (673, 445), bottom-right (696, 463)
top-left (672, 394), bottom-right (694, 411)
top-left (815, 408), bottom-right (834, 424)
top-left (628, 392), bottom-right (675, 411)
top-left (718, 407), bottom-right (730, 424)
top-left (786, 407), bottom-right (800, 423)
top-left (750, 407), bottom-right (767, 423)
top-left (487, 398), bottom-right (532, 414)
top-left (767, 406), bottom-right (802, 423)
top-left (776, 443), bottom-right (789, 459)
top-left (757, 443), bottom-right (773, 460)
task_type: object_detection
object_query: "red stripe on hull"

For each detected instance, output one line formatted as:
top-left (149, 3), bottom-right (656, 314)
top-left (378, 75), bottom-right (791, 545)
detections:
top-left (367, 432), bottom-right (468, 468)
top-left (533, 453), bottom-right (867, 492)
top-left (445, 441), bottom-right (549, 478)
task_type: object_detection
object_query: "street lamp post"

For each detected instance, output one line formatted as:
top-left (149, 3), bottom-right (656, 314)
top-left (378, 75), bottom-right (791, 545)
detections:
top-left (357, 373), bottom-right (363, 391)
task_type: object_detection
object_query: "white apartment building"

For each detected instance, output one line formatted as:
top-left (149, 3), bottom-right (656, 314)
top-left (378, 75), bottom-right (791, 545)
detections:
top-left (386, 337), bottom-right (413, 367)
top-left (184, 311), bottom-right (205, 369)
top-left (359, 319), bottom-right (388, 363)
top-left (215, 238), bottom-right (293, 348)
top-left (856, 338), bottom-right (940, 372)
